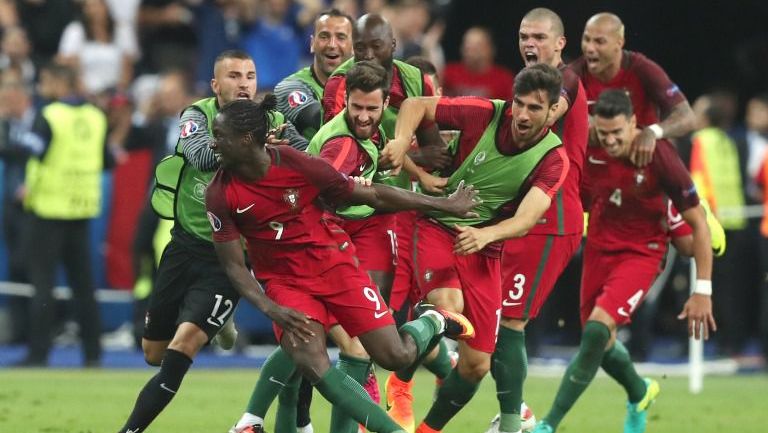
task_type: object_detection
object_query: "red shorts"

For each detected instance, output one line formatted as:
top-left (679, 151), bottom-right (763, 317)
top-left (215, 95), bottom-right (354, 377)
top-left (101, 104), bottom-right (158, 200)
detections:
top-left (339, 213), bottom-right (398, 273)
top-left (501, 233), bottom-right (581, 320)
top-left (264, 261), bottom-right (394, 343)
top-left (390, 210), bottom-right (419, 311)
top-left (414, 218), bottom-right (502, 353)
top-left (580, 243), bottom-right (663, 326)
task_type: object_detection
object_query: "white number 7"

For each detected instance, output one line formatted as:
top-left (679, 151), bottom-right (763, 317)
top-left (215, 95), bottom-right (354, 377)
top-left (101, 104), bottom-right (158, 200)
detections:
top-left (269, 221), bottom-right (284, 240)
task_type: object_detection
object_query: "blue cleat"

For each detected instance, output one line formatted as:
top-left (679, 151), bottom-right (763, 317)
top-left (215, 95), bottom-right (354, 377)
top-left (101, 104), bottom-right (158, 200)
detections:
top-left (624, 378), bottom-right (660, 433)
top-left (530, 420), bottom-right (554, 433)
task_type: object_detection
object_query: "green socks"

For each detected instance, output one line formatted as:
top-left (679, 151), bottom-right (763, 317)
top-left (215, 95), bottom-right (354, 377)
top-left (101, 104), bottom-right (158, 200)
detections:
top-left (422, 368), bottom-right (480, 430)
top-left (329, 354), bottom-right (373, 433)
top-left (422, 339), bottom-right (454, 380)
top-left (492, 327), bottom-right (527, 433)
top-left (544, 320), bottom-right (610, 429)
top-left (275, 373), bottom-right (301, 433)
top-left (315, 367), bottom-right (405, 433)
top-left (246, 347), bottom-right (296, 416)
top-left (601, 341), bottom-right (646, 403)
top-left (399, 315), bottom-right (443, 357)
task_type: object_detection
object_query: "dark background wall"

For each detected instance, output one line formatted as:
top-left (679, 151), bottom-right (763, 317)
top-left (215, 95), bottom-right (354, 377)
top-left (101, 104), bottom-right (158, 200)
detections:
top-left (440, 0), bottom-right (768, 111)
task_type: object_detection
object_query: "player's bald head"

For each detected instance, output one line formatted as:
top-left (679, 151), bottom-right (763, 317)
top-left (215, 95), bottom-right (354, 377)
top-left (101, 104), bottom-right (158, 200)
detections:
top-left (354, 13), bottom-right (393, 42)
top-left (522, 7), bottom-right (564, 38)
top-left (585, 12), bottom-right (625, 39)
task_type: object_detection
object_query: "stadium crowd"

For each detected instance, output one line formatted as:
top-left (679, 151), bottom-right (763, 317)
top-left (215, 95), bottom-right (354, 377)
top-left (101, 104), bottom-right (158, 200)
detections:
top-left (0, 1), bottom-right (767, 433)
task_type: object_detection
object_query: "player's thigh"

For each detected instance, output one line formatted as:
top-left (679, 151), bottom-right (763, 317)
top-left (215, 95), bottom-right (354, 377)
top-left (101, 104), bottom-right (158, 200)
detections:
top-left (178, 260), bottom-right (241, 342)
top-left (143, 241), bottom-right (197, 342)
top-left (413, 218), bottom-right (462, 307)
top-left (501, 234), bottom-right (581, 321)
top-left (322, 263), bottom-right (395, 338)
top-left (328, 324), bottom-right (369, 359)
top-left (596, 254), bottom-right (662, 326)
top-left (456, 340), bottom-right (492, 381)
top-left (282, 320), bottom-right (332, 383)
top-left (357, 323), bottom-right (412, 370)
top-left (456, 253), bottom-right (502, 354)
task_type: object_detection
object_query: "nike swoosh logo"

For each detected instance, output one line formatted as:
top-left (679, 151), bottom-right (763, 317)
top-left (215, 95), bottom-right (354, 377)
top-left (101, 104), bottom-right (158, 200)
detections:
top-left (160, 383), bottom-right (177, 394)
top-left (374, 310), bottom-right (388, 319)
top-left (126, 429), bottom-right (141, 433)
top-left (588, 156), bottom-right (607, 165)
top-left (207, 317), bottom-right (222, 327)
top-left (269, 376), bottom-right (286, 386)
top-left (617, 307), bottom-right (630, 317)
top-left (449, 400), bottom-right (464, 407)
top-left (502, 300), bottom-right (522, 307)
top-left (359, 164), bottom-right (366, 172)
top-left (236, 203), bottom-right (255, 214)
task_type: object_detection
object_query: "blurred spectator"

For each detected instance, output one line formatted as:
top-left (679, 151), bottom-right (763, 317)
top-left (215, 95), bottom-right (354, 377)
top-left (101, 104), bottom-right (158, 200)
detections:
top-left (239, 0), bottom-right (322, 90)
top-left (57, 0), bottom-right (138, 96)
top-left (1, 0), bottom-right (76, 69)
top-left (0, 70), bottom-right (35, 343)
top-left (388, 0), bottom-right (429, 60)
top-left (744, 95), bottom-right (768, 202)
top-left (0, 26), bottom-right (35, 88)
top-left (689, 92), bottom-right (750, 356)
top-left (137, 0), bottom-right (197, 73)
top-left (191, 0), bottom-right (243, 94)
top-left (16, 63), bottom-right (107, 367)
top-left (441, 26), bottom-right (513, 100)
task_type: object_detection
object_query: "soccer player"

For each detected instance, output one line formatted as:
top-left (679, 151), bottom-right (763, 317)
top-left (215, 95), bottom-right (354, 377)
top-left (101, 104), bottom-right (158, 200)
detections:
top-left (571, 12), bottom-right (696, 166)
top-left (206, 97), bottom-right (478, 433)
top-left (531, 90), bottom-right (716, 433)
top-left (275, 8), bottom-right (354, 140)
top-left (116, 50), bottom-right (307, 433)
top-left (486, 8), bottom-right (589, 433)
top-left (381, 63), bottom-right (570, 433)
top-left (233, 10), bottom-right (353, 433)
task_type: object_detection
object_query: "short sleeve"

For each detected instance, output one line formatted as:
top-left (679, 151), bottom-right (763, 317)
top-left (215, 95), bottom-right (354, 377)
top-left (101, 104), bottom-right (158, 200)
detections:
top-left (632, 53), bottom-right (687, 117)
top-left (530, 147), bottom-right (569, 198)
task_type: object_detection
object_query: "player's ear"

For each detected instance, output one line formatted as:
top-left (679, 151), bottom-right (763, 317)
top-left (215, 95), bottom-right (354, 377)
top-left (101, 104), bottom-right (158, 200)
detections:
top-left (383, 95), bottom-right (390, 110)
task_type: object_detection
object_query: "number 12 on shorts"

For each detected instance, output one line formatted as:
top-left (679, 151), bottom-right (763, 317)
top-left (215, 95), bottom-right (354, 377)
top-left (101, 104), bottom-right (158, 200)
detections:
top-left (207, 294), bottom-right (233, 327)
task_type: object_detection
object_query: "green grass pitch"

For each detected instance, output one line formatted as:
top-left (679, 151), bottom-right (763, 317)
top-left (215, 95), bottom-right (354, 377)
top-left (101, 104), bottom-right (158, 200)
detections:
top-left (1, 368), bottom-right (766, 433)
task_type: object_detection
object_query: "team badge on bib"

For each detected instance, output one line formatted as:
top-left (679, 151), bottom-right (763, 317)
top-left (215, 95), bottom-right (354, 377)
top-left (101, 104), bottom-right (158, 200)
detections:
top-left (180, 120), bottom-right (200, 138)
top-left (288, 91), bottom-right (309, 108)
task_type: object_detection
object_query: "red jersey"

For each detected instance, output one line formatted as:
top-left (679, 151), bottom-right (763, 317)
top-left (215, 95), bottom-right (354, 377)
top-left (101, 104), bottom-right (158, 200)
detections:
top-left (206, 146), bottom-right (356, 280)
top-left (322, 63), bottom-right (435, 122)
top-left (434, 97), bottom-right (568, 224)
top-left (582, 139), bottom-right (699, 256)
top-left (570, 50), bottom-right (686, 127)
top-left (528, 64), bottom-right (589, 236)
top-left (442, 62), bottom-right (515, 100)
top-left (318, 136), bottom-right (373, 177)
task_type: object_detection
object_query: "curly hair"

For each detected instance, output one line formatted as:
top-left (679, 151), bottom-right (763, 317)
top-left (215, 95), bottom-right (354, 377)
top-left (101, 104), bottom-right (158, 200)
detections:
top-left (218, 94), bottom-right (278, 145)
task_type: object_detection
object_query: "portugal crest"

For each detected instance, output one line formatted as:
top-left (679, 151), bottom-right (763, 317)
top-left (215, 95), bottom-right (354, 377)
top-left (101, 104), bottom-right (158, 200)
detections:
top-left (283, 188), bottom-right (299, 210)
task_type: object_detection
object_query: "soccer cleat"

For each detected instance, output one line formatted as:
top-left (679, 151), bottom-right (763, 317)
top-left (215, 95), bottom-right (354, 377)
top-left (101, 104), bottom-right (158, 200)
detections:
top-left (530, 420), bottom-right (554, 433)
top-left (228, 424), bottom-right (267, 433)
top-left (701, 199), bottom-right (726, 257)
top-left (414, 302), bottom-right (475, 340)
top-left (521, 401), bottom-right (537, 432)
top-left (363, 369), bottom-right (381, 404)
top-left (624, 378), bottom-right (660, 433)
top-left (211, 313), bottom-right (238, 350)
top-left (385, 372), bottom-right (415, 433)
top-left (484, 402), bottom-right (535, 433)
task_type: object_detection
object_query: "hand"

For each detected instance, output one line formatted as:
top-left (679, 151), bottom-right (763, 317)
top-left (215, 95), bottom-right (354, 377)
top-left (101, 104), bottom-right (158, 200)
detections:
top-left (266, 124), bottom-right (289, 146)
top-left (677, 293), bottom-right (717, 340)
top-left (264, 303), bottom-right (315, 347)
top-left (379, 137), bottom-right (411, 174)
top-left (443, 180), bottom-right (480, 218)
top-left (408, 143), bottom-right (452, 171)
top-left (417, 171), bottom-right (448, 194)
top-left (351, 176), bottom-right (372, 187)
top-left (453, 224), bottom-right (494, 255)
top-left (630, 128), bottom-right (657, 167)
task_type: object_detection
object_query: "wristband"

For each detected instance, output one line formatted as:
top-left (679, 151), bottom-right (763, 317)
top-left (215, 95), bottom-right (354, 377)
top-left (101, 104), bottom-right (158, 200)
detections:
top-left (647, 123), bottom-right (664, 139)
top-left (694, 279), bottom-right (712, 296)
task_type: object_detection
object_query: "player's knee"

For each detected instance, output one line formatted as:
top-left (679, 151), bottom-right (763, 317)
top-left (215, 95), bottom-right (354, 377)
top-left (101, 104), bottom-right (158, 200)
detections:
top-left (457, 356), bottom-right (490, 382)
top-left (142, 346), bottom-right (163, 366)
top-left (371, 344), bottom-right (411, 370)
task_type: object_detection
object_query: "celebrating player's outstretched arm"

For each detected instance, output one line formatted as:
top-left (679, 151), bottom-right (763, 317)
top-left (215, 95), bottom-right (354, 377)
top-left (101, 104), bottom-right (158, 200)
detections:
top-left (346, 178), bottom-right (480, 218)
